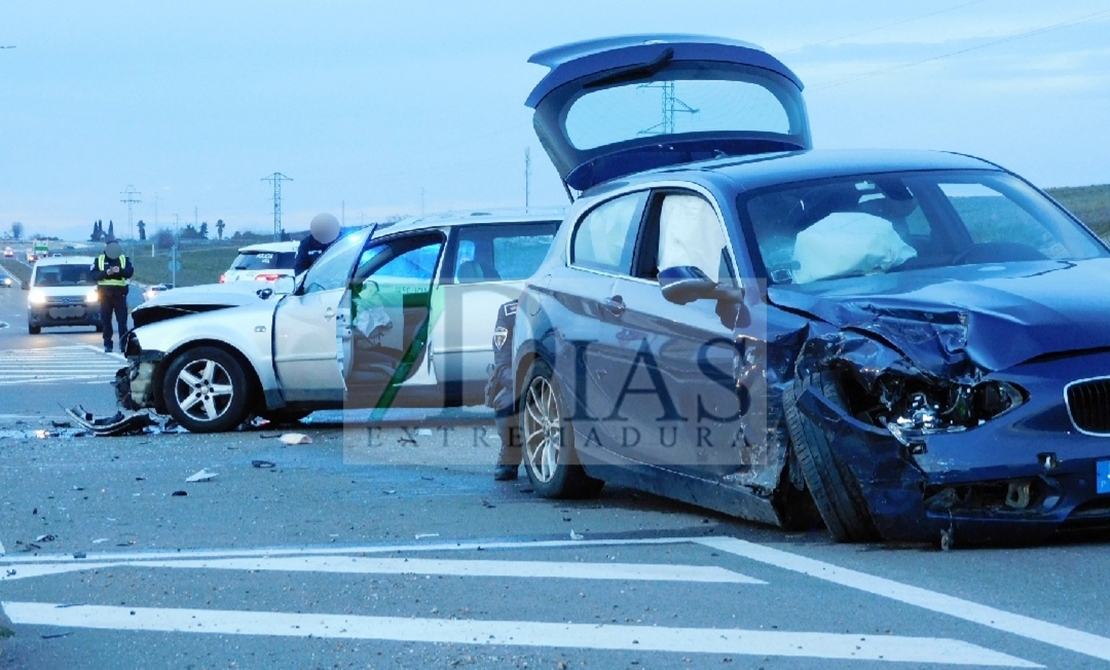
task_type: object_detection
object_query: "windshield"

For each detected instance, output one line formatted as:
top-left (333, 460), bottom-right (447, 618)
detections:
top-left (741, 170), bottom-right (1109, 285)
top-left (33, 264), bottom-right (95, 287)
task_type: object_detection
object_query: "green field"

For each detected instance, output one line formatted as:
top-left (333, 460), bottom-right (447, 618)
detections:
top-left (1045, 184), bottom-right (1110, 239)
top-left (3, 183), bottom-right (1109, 288)
top-left (126, 242), bottom-right (243, 287)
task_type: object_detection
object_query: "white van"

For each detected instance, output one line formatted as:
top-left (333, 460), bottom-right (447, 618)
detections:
top-left (25, 256), bottom-right (102, 334)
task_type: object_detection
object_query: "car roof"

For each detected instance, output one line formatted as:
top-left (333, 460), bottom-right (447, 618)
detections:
top-left (373, 209), bottom-right (566, 237)
top-left (32, 255), bottom-right (96, 267)
top-left (608, 148), bottom-right (1002, 193)
top-left (236, 241), bottom-right (300, 253)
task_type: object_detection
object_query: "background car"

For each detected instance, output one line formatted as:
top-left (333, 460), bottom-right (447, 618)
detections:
top-left (0, 267), bottom-right (14, 288)
top-left (25, 255), bottom-right (101, 334)
top-left (510, 34), bottom-right (1110, 546)
top-left (141, 283), bottom-right (173, 302)
top-left (3, 245), bottom-right (13, 258)
top-left (119, 211), bottom-right (561, 432)
top-left (219, 241), bottom-right (299, 283)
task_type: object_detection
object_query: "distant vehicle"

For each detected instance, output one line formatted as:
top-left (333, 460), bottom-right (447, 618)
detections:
top-left (3, 246), bottom-right (12, 258)
top-left (25, 249), bottom-right (35, 262)
top-left (142, 283), bottom-right (173, 302)
top-left (219, 241), bottom-right (299, 284)
top-left (0, 267), bottom-right (13, 288)
top-left (33, 240), bottom-right (49, 260)
top-left (25, 256), bottom-right (101, 334)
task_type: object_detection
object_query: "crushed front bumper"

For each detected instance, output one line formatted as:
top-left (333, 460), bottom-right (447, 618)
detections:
top-left (799, 386), bottom-right (1110, 546)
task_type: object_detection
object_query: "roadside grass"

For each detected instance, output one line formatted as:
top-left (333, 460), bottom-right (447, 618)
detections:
top-left (1045, 184), bottom-right (1110, 239)
top-left (127, 243), bottom-right (242, 287)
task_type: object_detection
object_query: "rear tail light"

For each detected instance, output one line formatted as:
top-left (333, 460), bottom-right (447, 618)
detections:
top-left (255, 273), bottom-right (283, 282)
top-left (219, 274), bottom-right (226, 283)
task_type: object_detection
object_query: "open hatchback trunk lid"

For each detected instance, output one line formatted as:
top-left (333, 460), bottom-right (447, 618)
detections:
top-left (526, 34), bottom-right (812, 192)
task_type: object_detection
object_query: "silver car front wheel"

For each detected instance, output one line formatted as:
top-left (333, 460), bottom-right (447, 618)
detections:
top-left (163, 346), bottom-right (251, 433)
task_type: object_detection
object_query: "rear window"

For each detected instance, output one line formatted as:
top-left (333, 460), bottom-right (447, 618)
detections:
top-left (564, 65), bottom-right (804, 151)
top-left (34, 264), bottom-right (95, 286)
top-left (232, 251), bottom-right (296, 271)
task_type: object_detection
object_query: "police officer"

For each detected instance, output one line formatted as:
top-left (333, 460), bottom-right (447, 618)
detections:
top-left (485, 300), bottom-right (521, 480)
top-left (90, 237), bottom-right (133, 353)
top-left (294, 212), bottom-right (342, 275)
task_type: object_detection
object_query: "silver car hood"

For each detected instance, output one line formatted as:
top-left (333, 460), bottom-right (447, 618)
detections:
top-left (132, 283), bottom-right (278, 328)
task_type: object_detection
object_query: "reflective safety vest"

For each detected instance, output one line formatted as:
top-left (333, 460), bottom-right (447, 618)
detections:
top-left (97, 254), bottom-right (129, 287)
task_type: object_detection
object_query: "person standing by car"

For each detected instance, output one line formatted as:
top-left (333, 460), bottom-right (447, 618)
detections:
top-left (294, 212), bottom-right (341, 275)
top-left (90, 237), bottom-right (133, 353)
top-left (485, 300), bottom-right (522, 480)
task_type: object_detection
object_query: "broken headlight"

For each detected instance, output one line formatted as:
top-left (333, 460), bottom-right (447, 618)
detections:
top-left (875, 376), bottom-right (1025, 447)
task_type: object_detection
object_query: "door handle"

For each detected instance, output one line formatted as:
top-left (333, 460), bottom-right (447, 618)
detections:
top-left (602, 295), bottom-right (626, 316)
top-left (324, 308), bottom-right (336, 320)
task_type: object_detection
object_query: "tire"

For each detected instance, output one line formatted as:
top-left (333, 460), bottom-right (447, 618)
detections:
top-left (519, 359), bottom-right (604, 499)
top-left (28, 324), bottom-right (41, 335)
top-left (257, 409), bottom-right (311, 425)
top-left (95, 324), bottom-right (103, 333)
top-left (162, 346), bottom-right (252, 433)
top-left (783, 371), bottom-right (878, 542)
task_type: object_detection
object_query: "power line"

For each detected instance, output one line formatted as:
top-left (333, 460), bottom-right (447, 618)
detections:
top-left (812, 7), bottom-right (1110, 91)
top-left (261, 172), bottom-right (292, 241)
top-left (120, 185), bottom-right (141, 244)
top-left (780, 1), bottom-right (989, 54)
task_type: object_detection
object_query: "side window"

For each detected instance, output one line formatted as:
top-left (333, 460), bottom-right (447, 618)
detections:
top-left (571, 192), bottom-right (648, 275)
top-left (655, 193), bottom-right (732, 283)
top-left (303, 236), bottom-right (364, 294)
top-left (353, 233), bottom-right (445, 292)
top-left (450, 222), bottom-right (558, 284)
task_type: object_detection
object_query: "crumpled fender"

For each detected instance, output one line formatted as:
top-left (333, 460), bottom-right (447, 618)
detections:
top-left (795, 385), bottom-right (931, 542)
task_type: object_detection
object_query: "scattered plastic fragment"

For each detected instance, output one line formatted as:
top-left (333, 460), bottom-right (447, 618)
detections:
top-left (570, 530), bottom-right (584, 540)
top-left (73, 552), bottom-right (86, 559)
top-left (415, 533), bottom-right (440, 540)
top-left (92, 538), bottom-right (109, 544)
top-left (171, 490), bottom-right (188, 497)
top-left (251, 460), bottom-right (276, 469)
top-left (280, 433), bottom-right (312, 445)
top-left (185, 469), bottom-right (218, 483)
top-left (34, 534), bottom-right (56, 543)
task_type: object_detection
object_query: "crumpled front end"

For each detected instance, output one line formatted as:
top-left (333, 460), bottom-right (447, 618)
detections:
top-left (788, 307), bottom-right (1110, 545)
top-left (117, 331), bottom-right (165, 413)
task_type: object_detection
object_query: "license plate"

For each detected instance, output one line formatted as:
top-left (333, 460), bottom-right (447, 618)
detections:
top-left (1098, 460), bottom-right (1110, 495)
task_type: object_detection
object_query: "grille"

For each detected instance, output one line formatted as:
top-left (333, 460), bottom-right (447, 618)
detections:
top-left (47, 295), bottom-right (85, 305)
top-left (1065, 378), bottom-right (1110, 435)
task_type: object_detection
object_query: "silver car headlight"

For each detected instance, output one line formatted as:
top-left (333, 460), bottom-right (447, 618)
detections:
top-left (86, 289), bottom-right (100, 303)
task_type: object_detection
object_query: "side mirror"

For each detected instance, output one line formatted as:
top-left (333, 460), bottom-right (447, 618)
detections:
top-left (659, 266), bottom-right (717, 304)
top-left (272, 276), bottom-right (295, 295)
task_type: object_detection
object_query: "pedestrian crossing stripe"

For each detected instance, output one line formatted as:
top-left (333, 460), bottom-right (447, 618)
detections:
top-left (0, 345), bottom-right (123, 386)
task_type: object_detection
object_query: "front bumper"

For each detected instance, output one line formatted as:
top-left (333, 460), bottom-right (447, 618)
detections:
top-left (799, 362), bottom-right (1110, 546)
top-left (29, 302), bottom-right (101, 327)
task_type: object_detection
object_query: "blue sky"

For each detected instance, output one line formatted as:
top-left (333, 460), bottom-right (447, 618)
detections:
top-left (2, 0), bottom-right (1109, 241)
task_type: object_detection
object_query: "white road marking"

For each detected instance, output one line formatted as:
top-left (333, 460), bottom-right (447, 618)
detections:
top-left (698, 537), bottom-right (1110, 663)
top-left (1, 555), bottom-right (763, 584)
top-left (0, 539), bottom-right (5, 555)
top-left (0, 345), bottom-right (122, 385)
top-left (0, 537), bottom-right (693, 565)
top-left (1, 602), bottom-right (1037, 666)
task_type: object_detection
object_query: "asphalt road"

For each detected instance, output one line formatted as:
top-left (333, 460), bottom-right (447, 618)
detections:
top-left (3, 282), bottom-right (1110, 669)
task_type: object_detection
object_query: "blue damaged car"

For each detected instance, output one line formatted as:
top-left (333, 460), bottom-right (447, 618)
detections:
top-left (509, 34), bottom-right (1110, 546)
